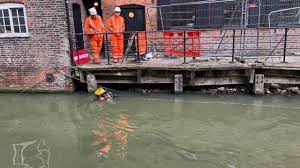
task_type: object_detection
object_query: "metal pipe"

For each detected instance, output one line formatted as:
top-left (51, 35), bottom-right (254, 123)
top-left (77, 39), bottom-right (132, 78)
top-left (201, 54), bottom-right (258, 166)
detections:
top-left (159, 8), bottom-right (164, 30)
top-left (231, 29), bottom-right (236, 63)
top-left (183, 31), bottom-right (186, 64)
top-left (105, 34), bottom-right (111, 65)
top-left (283, 28), bottom-right (288, 63)
top-left (239, 0), bottom-right (245, 58)
top-left (241, 0), bottom-right (248, 59)
top-left (136, 33), bottom-right (141, 63)
top-left (155, 0), bottom-right (237, 8)
top-left (256, 0), bottom-right (261, 61)
top-left (268, 7), bottom-right (300, 53)
top-left (64, 0), bottom-right (74, 66)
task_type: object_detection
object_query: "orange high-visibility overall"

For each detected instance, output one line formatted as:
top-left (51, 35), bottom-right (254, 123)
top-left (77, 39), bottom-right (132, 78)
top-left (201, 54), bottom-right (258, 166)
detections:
top-left (108, 15), bottom-right (125, 63)
top-left (84, 15), bottom-right (105, 64)
top-left (136, 32), bottom-right (147, 56)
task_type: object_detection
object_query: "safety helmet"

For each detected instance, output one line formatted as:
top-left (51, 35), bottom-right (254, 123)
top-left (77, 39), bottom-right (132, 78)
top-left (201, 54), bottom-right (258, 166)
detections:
top-left (89, 7), bottom-right (97, 15)
top-left (95, 88), bottom-right (106, 96)
top-left (114, 7), bottom-right (121, 13)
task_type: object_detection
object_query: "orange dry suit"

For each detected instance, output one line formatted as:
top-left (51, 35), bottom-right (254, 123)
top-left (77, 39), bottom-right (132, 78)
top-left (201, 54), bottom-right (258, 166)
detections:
top-left (108, 15), bottom-right (125, 63)
top-left (84, 15), bottom-right (105, 64)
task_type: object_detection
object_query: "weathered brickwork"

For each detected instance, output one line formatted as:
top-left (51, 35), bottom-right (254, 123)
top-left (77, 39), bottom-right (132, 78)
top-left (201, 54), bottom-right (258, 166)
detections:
top-left (0, 0), bottom-right (87, 91)
top-left (199, 28), bottom-right (300, 57)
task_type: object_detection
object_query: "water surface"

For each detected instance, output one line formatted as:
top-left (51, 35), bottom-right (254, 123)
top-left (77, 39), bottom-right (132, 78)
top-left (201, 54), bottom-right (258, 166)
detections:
top-left (0, 93), bottom-right (300, 168)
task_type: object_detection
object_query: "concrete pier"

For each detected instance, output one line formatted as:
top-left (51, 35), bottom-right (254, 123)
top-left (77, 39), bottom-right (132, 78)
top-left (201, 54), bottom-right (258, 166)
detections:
top-left (254, 74), bottom-right (265, 95)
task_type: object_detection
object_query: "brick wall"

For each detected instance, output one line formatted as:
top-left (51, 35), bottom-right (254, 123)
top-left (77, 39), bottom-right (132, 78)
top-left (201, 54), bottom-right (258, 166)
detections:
top-left (147, 28), bottom-right (300, 59)
top-left (199, 28), bottom-right (300, 58)
top-left (101, 0), bottom-right (157, 31)
top-left (0, 0), bottom-right (87, 91)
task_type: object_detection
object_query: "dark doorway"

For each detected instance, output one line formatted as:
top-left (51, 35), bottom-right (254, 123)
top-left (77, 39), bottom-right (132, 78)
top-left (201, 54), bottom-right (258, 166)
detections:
top-left (72, 3), bottom-right (84, 49)
top-left (120, 5), bottom-right (146, 31)
top-left (120, 5), bottom-right (146, 54)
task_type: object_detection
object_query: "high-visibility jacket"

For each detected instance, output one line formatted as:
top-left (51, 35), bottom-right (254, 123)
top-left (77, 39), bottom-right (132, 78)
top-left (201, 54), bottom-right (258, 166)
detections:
top-left (84, 15), bottom-right (105, 40)
top-left (108, 15), bottom-right (125, 33)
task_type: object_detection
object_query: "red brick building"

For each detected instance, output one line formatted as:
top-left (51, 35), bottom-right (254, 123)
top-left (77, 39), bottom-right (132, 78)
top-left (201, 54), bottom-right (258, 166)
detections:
top-left (0, 0), bottom-right (156, 92)
top-left (1, 0), bottom-right (298, 92)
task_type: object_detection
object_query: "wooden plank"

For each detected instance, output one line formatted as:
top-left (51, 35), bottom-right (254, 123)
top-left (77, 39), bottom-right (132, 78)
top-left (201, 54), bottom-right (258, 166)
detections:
top-left (79, 71), bottom-right (85, 83)
top-left (245, 69), bottom-right (255, 84)
top-left (76, 63), bottom-right (253, 71)
top-left (140, 77), bottom-right (173, 84)
top-left (93, 71), bottom-right (136, 77)
top-left (264, 77), bottom-right (300, 84)
top-left (137, 69), bottom-right (142, 83)
top-left (190, 71), bottom-right (195, 85)
top-left (97, 80), bottom-right (136, 84)
top-left (193, 77), bottom-right (247, 86)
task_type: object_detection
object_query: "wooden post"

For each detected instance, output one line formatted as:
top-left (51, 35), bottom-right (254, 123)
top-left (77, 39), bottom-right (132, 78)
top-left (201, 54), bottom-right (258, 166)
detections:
top-left (246, 69), bottom-right (255, 84)
top-left (137, 69), bottom-right (142, 83)
top-left (174, 74), bottom-right (183, 93)
top-left (253, 74), bottom-right (264, 95)
top-left (190, 71), bottom-right (195, 85)
top-left (87, 73), bottom-right (97, 93)
top-left (79, 71), bottom-right (85, 83)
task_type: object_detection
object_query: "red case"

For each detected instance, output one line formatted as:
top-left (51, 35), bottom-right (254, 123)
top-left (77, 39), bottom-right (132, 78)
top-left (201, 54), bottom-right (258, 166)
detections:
top-left (73, 49), bottom-right (91, 65)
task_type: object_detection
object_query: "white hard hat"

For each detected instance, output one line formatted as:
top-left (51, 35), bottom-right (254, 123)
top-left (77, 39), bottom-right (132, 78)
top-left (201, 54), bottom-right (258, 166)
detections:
top-left (89, 7), bottom-right (97, 15)
top-left (114, 7), bottom-right (121, 12)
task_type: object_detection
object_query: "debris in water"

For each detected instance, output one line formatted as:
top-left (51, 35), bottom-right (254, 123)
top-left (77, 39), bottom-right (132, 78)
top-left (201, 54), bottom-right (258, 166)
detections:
top-left (176, 149), bottom-right (198, 161)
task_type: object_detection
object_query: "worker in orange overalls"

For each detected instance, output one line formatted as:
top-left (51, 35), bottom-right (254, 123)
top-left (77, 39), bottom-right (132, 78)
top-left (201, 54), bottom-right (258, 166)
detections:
top-left (108, 7), bottom-right (125, 63)
top-left (84, 7), bottom-right (105, 64)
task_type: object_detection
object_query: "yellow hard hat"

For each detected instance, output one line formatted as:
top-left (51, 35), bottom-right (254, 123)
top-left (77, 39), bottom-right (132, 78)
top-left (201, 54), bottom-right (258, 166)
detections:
top-left (95, 88), bottom-right (105, 96)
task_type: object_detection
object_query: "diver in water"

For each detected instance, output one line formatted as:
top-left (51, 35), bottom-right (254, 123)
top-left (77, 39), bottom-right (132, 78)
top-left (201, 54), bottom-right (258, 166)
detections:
top-left (95, 88), bottom-right (115, 102)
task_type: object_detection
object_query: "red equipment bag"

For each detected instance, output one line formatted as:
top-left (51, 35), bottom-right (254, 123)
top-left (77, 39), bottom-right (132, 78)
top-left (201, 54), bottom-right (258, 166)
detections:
top-left (72, 49), bottom-right (91, 65)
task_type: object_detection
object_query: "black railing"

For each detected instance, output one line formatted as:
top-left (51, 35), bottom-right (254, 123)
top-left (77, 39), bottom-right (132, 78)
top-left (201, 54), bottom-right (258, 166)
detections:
top-left (72, 27), bottom-right (300, 66)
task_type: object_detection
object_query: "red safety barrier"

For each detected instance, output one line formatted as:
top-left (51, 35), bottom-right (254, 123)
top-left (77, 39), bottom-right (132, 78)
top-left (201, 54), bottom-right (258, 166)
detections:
top-left (72, 49), bottom-right (91, 65)
top-left (163, 31), bottom-right (202, 57)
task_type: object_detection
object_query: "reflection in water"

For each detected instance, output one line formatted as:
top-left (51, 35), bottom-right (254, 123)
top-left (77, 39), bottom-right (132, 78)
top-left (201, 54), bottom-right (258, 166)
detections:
top-left (92, 114), bottom-right (138, 160)
top-left (1, 93), bottom-right (300, 168)
top-left (12, 138), bottom-right (50, 168)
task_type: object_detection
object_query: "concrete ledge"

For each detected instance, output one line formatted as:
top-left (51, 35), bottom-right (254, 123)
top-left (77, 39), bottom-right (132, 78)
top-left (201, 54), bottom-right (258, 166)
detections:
top-left (0, 87), bottom-right (74, 93)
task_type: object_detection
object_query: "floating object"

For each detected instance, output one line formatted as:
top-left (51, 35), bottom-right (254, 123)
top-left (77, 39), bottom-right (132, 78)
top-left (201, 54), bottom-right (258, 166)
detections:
top-left (176, 149), bottom-right (198, 161)
top-left (95, 88), bottom-right (106, 96)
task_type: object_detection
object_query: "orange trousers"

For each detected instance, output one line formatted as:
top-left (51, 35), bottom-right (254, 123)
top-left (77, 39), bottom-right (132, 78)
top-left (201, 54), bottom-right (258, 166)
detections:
top-left (90, 35), bottom-right (103, 63)
top-left (136, 32), bottom-right (147, 56)
top-left (110, 34), bottom-right (124, 62)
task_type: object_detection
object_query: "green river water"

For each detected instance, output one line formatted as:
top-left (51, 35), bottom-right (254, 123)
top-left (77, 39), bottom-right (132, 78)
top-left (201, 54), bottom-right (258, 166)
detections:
top-left (0, 93), bottom-right (300, 168)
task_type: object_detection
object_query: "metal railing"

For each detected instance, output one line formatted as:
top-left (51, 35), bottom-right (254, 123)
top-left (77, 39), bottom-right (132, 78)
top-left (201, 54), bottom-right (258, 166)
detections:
top-left (72, 27), bottom-right (300, 66)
